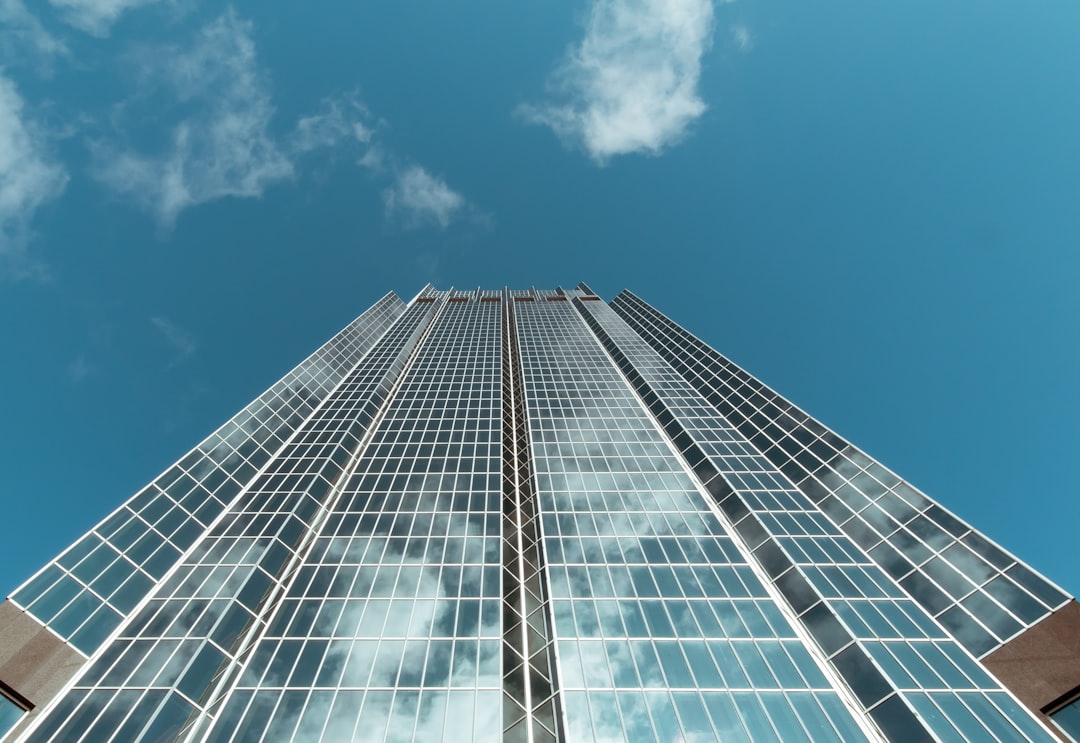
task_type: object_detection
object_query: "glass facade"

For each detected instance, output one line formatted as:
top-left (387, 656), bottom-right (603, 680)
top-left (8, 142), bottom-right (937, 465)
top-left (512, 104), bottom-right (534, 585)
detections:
top-left (2, 285), bottom-right (1070, 743)
top-left (515, 297), bottom-right (873, 743)
top-left (610, 290), bottom-right (1069, 658)
top-left (0, 698), bottom-right (25, 740)
top-left (11, 293), bottom-right (404, 657)
top-left (1051, 697), bottom-right (1080, 742)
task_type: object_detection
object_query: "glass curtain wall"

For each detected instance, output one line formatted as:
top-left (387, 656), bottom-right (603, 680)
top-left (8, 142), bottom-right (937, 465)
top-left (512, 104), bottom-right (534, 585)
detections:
top-left (5, 285), bottom-right (1071, 743)
top-left (515, 296), bottom-right (873, 742)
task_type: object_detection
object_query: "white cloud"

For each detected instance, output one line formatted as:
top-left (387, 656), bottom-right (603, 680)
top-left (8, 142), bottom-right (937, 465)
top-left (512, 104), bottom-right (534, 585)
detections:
top-left (731, 23), bottom-right (753, 52)
top-left (290, 96), bottom-right (375, 153)
top-left (383, 166), bottom-right (466, 230)
top-left (0, 74), bottom-right (68, 278)
top-left (357, 143), bottom-right (386, 172)
top-left (48, 0), bottom-right (163, 37)
top-left (94, 12), bottom-right (293, 229)
top-left (0, 0), bottom-right (69, 66)
top-left (518, 0), bottom-right (715, 163)
top-left (94, 13), bottom-right (387, 229)
top-left (151, 315), bottom-right (196, 364)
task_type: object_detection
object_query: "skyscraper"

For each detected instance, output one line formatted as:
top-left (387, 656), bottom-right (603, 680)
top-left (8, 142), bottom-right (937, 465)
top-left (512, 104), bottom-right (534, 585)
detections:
top-left (1, 285), bottom-right (1077, 743)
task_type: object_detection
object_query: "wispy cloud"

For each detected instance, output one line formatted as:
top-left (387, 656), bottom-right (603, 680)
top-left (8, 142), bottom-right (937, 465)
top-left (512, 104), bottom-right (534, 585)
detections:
top-left (518, 0), bottom-right (714, 164)
top-left (290, 95), bottom-right (375, 153)
top-left (93, 11), bottom-right (292, 229)
top-left (0, 74), bottom-right (68, 279)
top-left (371, 147), bottom-right (488, 231)
top-left (357, 144), bottom-right (386, 173)
top-left (48, 0), bottom-right (164, 37)
top-left (0, 0), bottom-right (69, 68)
top-left (151, 315), bottom-right (196, 364)
top-left (383, 166), bottom-right (467, 230)
top-left (731, 23), bottom-right (753, 52)
top-left (93, 13), bottom-right (385, 230)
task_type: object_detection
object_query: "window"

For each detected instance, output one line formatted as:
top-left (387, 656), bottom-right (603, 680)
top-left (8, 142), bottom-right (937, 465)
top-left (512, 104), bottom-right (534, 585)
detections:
top-left (0, 684), bottom-right (31, 738)
top-left (1050, 693), bottom-right (1080, 742)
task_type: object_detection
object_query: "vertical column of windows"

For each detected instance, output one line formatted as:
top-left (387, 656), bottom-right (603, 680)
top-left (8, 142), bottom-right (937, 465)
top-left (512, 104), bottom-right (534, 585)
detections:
top-left (202, 299), bottom-right (504, 743)
top-left (19, 301), bottom-right (434, 743)
top-left (516, 300), bottom-right (872, 743)
top-left (10, 294), bottom-right (406, 657)
top-left (611, 290), bottom-right (1069, 657)
top-left (581, 297), bottom-right (1057, 743)
top-left (502, 294), bottom-right (563, 743)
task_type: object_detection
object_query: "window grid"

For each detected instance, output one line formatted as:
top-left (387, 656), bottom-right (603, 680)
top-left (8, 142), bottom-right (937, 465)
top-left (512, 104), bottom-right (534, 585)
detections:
top-left (584, 296), bottom-right (1058, 743)
top-left (21, 300), bottom-right (436, 743)
top-left (516, 300), bottom-right (872, 743)
top-left (204, 300), bottom-right (504, 743)
top-left (611, 290), bottom-right (1069, 658)
top-left (9, 286), bottom-right (1070, 743)
top-left (11, 294), bottom-right (406, 656)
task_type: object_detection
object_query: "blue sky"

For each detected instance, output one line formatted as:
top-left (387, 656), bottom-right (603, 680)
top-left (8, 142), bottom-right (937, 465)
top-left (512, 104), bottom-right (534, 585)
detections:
top-left (1, 0), bottom-right (1078, 601)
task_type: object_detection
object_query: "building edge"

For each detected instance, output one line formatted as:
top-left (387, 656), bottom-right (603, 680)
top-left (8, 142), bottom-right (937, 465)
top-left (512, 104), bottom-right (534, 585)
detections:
top-left (611, 287), bottom-right (1080, 742)
top-left (0, 602), bottom-right (85, 740)
top-left (982, 600), bottom-right (1080, 742)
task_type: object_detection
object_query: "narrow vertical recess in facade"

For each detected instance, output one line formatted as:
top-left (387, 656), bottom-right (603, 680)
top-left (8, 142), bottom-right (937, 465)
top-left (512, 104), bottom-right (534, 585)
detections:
top-left (502, 291), bottom-right (563, 743)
